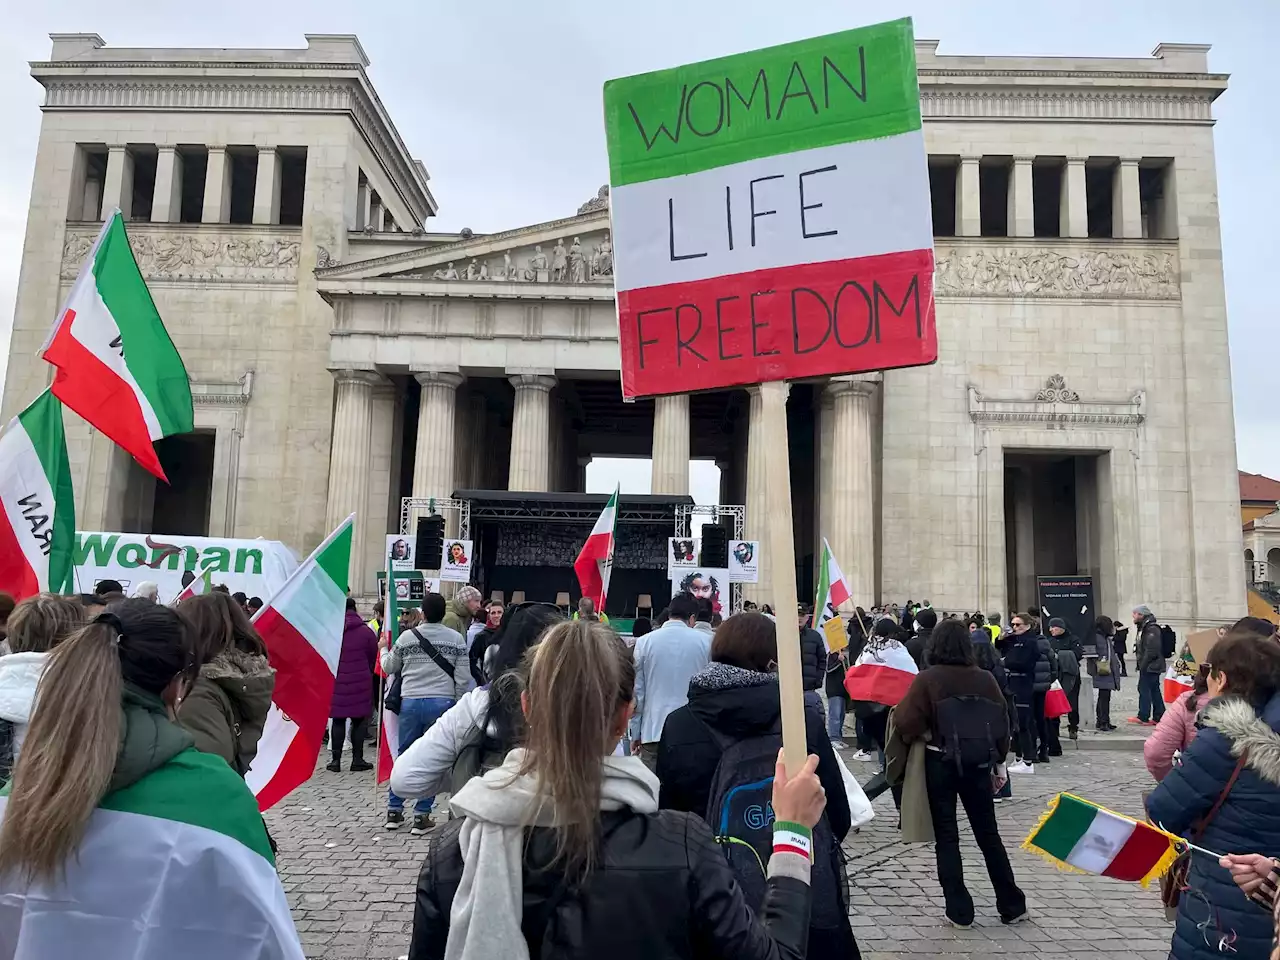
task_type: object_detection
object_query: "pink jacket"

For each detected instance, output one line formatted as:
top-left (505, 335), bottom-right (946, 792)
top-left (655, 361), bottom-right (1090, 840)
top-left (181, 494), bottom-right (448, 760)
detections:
top-left (1143, 689), bottom-right (1202, 781)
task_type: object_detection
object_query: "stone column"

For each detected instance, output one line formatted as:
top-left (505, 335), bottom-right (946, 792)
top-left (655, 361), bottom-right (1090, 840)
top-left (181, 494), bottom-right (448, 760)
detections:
top-left (412, 370), bottom-right (463, 499)
top-left (152, 146), bottom-right (182, 223)
top-left (957, 156), bottom-right (981, 237)
top-left (101, 146), bottom-right (133, 219)
top-left (356, 179), bottom-right (371, 231)
top-left (1114, 158), bottom-right (1143, 239)
top-left (651, 394), bottom-right (690, 495)
top-left (508, 375), bottom-right (556, 492)
top-left (252, 147), bottom-right (281, 225)
top-left (815, 387), bottom-right (835, 563)
top-left (825, 376), bottom-right (878, 607)
top-left (1061, 158), bottom-right (1088, 239)
top-left (325, 369), bottom-right (381, 591)
top-left (1008, 156), bottom-right (1034, 238)
top-left (743, 386), bottom-right (769, 604)
top-left (203, 147), bottom-right (231, 224)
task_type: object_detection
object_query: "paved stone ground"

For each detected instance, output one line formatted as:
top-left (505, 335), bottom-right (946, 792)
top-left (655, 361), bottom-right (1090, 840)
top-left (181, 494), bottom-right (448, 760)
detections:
top-left (269, 719), bottom-right (1173, 960)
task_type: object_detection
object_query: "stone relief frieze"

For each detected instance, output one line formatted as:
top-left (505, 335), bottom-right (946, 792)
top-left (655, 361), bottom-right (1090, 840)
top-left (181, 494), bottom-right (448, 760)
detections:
top-left (934, 246), bottom-right (1178, 300)
top-left (61, 228), bottom-right (301, 282)
top-left (402, 231), bottom-right (614, 285)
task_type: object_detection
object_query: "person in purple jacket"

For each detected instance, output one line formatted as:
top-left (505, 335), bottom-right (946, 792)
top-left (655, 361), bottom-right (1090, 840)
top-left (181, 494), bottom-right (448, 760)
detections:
top-left (328, 598), bottom-right (378, 772)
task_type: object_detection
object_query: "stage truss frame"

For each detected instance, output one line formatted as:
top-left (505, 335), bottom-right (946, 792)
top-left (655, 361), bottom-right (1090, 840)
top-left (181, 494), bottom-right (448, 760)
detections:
top-left (399, 497), bottom-right (471, 540)
top-left (675, 503), bottom-right (747, 614)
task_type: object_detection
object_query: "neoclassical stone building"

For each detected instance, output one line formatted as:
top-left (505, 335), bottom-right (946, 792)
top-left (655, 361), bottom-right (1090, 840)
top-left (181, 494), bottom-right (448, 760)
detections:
top-left (1, 33), bottom-right (1246, 627)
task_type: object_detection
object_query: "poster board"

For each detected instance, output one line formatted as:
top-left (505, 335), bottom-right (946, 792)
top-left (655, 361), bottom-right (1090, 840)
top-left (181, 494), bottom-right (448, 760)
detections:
top-left (386, 534), bottom-right (415, 572)
top-left (671, 567), bottom-right (729, 615)
top-left (440, 539), bottom-right (473, 583)
top-left (1036, 576), bottom-right (1097, 647)
top-left (377, 571), bottom-right (439, 603)
top-left (668, 537), bottom-right (700, 578)
top-left (728, 540), bottom-right (759, 583)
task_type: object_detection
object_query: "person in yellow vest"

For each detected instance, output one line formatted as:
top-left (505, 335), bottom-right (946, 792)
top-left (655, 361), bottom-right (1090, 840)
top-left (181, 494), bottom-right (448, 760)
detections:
top-left (572, 597), bottom-right (609, 625)
top-left (987, 612), bottom-right (1002, 643)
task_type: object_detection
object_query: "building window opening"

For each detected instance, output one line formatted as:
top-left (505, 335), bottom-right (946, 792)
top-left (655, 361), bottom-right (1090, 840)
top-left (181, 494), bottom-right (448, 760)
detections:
top-left (178, 146), bottom-right (208, 224)
top-left (1032, 159), bottom-right (1063, 238)
top-left (278, 147), bottom-right (307, 226)
top-left (70, 146), bottom-right (108, 221)
top-left (979, 158), bottom-right (1011, 238)
top-left (227, 147), bottom-right (258, 225)
top-left (928, 158), bottom-right (958, 237)
top-left (1140, 160), bottom-right (1176, 239)
top-left (128, 146), bottom-right (157, 223)
top-left (1086, 159), bottom-right (1117, 239)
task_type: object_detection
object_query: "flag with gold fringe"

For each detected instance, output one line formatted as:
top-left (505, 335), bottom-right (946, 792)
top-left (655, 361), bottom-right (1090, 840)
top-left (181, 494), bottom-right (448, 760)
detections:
top-left (1023, 793), bottom-right (1181, 886)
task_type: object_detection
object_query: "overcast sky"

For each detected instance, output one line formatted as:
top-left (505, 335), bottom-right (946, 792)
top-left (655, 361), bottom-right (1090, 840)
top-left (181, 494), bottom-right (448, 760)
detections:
top-left (1, 0), bottom-right (1275, 503)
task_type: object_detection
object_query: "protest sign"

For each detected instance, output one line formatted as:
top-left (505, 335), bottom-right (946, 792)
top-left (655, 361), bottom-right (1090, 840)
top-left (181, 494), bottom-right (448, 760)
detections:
top-left (377, 571), bottom-right (439, 602)
top-left (604, 17), bottom-right (932, 773)
top-left (386, 534), bottom-right (415, 572)
top-left (728, 539), bottom-right (759, 583)
top-left (671, 567), bottom-right (728, 615)
top-left (668, 537), bottom-right (700, 577)
top-left (605, 18), bottom-right (935, 400)
top-left (440, 539), bottom-right (473, 582)
top-left (74, 531), bottom-right (297, 603)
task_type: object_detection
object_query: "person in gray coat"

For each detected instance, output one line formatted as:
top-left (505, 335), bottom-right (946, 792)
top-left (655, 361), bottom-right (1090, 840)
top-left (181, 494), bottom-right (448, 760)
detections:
top-left (1046, 619), bottom-right (1082, 753)
top-left (1087, 616), bottom-right (1121, 731)
top-left (1030, 620), bottom-right (1057, 763)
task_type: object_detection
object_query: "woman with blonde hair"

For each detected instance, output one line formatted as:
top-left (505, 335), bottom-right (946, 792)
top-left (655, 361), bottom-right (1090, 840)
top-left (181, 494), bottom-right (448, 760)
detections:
top-left (0, 599), bottom-right (302, 958)
top-left (410, 618), bottom-right (824, 959)
top-left (176, 591), bottom-right (274, 775)
top-left (0, 593), bottom-right (83, 780)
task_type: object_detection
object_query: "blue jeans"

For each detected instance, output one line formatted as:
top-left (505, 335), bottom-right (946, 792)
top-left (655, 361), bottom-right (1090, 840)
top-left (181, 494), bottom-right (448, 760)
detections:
top-left (388, 696), bottom-right (455, 814)
top-left (1137, 671), bottom-right (1165, 723)
top-left (827, 696), bottom-right (846, 740)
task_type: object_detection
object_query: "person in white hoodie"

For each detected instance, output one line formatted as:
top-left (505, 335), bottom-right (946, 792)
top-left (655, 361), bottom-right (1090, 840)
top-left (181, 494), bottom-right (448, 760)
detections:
top-left (0, 593), bottom-right (84, 780)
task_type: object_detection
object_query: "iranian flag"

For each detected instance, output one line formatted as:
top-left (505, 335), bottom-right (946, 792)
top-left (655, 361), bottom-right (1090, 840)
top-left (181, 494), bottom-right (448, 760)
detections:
top-left (605, 19), bottom-right (935, 398)
top-left (1025, 793), bottom-right (1180, 886)
top-left (246, 515), bottom-right (352, 811)
top-left (844, 633), bottom-right (918, 706)
top-left (42, 209), bottom-right (193, 481)
top-left (377, 547), bottom-right (400, 785)
top-left (171, 564), bottom-right (214, 604)
top-left (814, 538), bottom-right (852, 651)
top-left (574, 487), bottom-right (618, 609)
top-left (0, 391), bottom-right (75, 601)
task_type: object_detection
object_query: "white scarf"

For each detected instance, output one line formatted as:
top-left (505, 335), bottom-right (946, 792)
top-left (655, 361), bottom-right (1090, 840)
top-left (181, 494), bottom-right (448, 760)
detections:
top-left (444, 747), bottom-right (659, 960)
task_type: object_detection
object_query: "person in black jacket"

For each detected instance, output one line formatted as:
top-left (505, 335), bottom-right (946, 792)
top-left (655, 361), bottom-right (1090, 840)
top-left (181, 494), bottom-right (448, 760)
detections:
top-left (658, 612), bottom-right (856, 960)
top-left (797, 604), bottom-right (826, 714)
top-left (410, 618), bottom-right (825, 960)
top-left (1046, 619), bottom-right (1084, 751)
top-left (1002, 613), bottom-right (1045, 772)
top-left (908, 608), bottom-right (936, 669)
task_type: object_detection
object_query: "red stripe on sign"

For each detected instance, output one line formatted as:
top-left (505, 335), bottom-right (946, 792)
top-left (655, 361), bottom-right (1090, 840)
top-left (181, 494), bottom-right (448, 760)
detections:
top-left (844, 662), bottom-right (916, 707)
top-left (254, 605), bottom-right (336, 810)
top-left (45, 310), bottom-right (168, 481)
top-left (1102, 822), bottom-right (1174, 882)
top-left (617, 248), bottom-right (936, 398)
top-left (0, 509), bottom-right (40, 602)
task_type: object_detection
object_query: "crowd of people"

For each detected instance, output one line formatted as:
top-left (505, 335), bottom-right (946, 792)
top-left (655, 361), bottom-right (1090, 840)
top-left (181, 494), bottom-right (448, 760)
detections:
top-left (3, 576), bottom-right (1280, 959)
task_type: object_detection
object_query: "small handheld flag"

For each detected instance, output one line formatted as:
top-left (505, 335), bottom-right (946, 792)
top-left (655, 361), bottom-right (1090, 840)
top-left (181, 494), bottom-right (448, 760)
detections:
top-left (1023, 793), bottom-right (1181, 887)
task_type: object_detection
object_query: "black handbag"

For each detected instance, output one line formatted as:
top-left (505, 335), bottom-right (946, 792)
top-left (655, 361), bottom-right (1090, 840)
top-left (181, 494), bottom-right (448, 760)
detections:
top-left (384, 673), bottom-right (403, 715)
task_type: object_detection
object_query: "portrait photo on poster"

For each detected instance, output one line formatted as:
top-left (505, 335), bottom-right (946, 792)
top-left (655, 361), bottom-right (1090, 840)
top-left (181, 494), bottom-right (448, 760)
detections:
top-left (672, 568), bottom-right (728, 614)
top-left (667, 537), bottom-right (700, 577)
top-left (440, 539), bottom-right (473, 582)
top-left (386, 535), bottom-right (415, 571)
top-left (728, 540), bottom-right (759, 583)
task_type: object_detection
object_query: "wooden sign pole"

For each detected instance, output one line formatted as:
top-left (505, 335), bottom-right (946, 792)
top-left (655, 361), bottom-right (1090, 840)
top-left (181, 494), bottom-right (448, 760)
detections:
top-left (759, 380), bottom-right (807, 777)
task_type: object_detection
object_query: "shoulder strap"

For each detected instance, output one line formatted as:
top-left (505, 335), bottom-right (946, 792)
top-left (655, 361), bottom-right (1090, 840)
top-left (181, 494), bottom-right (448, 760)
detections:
top-left (410, 627), bottom-right (456, 681)
top-left (1193, 752), bottom-right (1248, 841)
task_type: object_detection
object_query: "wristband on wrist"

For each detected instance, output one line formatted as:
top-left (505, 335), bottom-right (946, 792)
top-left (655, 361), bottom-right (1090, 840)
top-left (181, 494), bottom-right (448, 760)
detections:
top-left (773, 820), bottom-right (813, 861)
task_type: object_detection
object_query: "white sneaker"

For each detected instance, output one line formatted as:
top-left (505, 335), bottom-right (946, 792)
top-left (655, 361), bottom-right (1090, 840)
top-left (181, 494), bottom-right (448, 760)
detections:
top-left (850, 750), bottom-right (874, 762)
top-left (830, 739), bottom-right (844, 749)
top-left (1007, 761), bottom-right (1035, 774)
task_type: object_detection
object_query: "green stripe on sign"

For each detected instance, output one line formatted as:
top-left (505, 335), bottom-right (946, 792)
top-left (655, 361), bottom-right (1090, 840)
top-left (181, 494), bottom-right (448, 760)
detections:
top-left (604, 18), bottom-right (920, 186)
top-left (92, 214), bottom-right (194, 436)
top-left (1031, 794), bottom-right (1098, 862)
top-left (16, 391), bottom-right (75, 594)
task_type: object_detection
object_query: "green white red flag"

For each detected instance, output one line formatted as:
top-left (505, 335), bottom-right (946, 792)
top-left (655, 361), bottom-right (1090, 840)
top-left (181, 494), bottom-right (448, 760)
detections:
top-left (377, 546), bottom-right (400, 784)
top-left (42, 209), bottom-right (193, 481)
top-left (574, 487), bottom-right (618, 609)
top-left (246, 515), bottom-right (352, 810)
top-left (171, 564), bottom-right (214, 604)
top-left (814, 537), bottom-right (852, 627)
top-left (0, 391), bottom-right (75, 600)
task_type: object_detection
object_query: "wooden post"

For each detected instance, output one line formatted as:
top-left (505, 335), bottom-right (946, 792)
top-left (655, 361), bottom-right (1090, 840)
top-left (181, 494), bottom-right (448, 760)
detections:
top-left (759, 380), bottom-right (806, 776)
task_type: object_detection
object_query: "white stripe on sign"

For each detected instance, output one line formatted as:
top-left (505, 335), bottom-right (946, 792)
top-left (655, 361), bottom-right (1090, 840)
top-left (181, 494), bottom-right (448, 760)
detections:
top-left (1064, 808), bottom-right (1136, 873)
top-left (0, 420), bottom-right (54, 588)
top-left (61, 261), bottom-right (164, 441)
top-left (611, 128), bottom-right (932, 293)
top-left (274, 567), bottom-right (346, 673)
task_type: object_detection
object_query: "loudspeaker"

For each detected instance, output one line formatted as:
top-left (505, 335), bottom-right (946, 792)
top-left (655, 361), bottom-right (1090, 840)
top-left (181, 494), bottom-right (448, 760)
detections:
top-left (415, 514), bottom-right (445, 569)
top-left (701, 523), bottom-right (729, 568)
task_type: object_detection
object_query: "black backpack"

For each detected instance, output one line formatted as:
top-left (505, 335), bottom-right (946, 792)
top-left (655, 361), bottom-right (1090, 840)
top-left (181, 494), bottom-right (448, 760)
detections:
top-left (700, 720), bottom-right (848, 933)
top-left (935, 693), bottom-right (1007, 771)
top-left (1160, 624), bottom-right (1178, 660)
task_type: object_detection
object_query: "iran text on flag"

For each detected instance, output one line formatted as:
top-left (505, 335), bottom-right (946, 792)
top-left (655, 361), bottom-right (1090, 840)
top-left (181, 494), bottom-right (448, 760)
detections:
top-left (246, 515), bottom-right (352, 811)
top-left (42, 209), bottom-right (193, 481)
top-left (605, 19), bottom-right (935, 399)
top-left (0, 391), bottom-right (75, 601)
top-left (844, 634), bottom-right (918, 707)
top-left (377, 546), bottom-right (400, 785)
top-left (574, 487), bottom-right (618, 609)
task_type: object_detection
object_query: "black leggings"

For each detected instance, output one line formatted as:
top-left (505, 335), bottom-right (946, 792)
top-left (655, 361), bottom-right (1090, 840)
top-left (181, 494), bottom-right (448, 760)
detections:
top-left (330, 717), bottom-right (370, 764)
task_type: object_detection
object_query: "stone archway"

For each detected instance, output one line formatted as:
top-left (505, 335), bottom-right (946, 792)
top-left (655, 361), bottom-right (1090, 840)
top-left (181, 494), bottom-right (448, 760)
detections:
top-left (1246, 548), bottom-right (1255, 584)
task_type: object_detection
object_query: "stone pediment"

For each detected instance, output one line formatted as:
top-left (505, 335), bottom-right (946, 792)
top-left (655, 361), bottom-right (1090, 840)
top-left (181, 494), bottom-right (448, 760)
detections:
top-left (317, 209), bottom-right (614, 287)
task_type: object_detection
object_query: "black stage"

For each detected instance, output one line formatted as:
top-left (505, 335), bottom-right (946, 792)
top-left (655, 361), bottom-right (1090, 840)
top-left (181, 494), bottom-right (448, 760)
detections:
top-left (455, 489), bottom-right (692, 618)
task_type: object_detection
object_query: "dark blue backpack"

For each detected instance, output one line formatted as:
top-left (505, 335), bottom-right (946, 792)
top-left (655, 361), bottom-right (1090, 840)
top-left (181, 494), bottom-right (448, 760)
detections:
top-left (700, 721), bottom-right (848, 933)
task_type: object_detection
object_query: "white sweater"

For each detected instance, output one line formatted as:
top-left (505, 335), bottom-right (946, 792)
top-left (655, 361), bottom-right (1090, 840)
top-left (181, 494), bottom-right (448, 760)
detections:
top-left (390, 685), bottom-right (491, 800)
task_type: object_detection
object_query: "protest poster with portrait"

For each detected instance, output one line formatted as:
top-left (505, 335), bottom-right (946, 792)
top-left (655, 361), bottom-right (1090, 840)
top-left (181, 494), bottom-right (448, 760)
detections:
top-left (672, 568), bottom-right (729, 615)
top-left (440, 539), bottom-right (473, 582)
top-left (386, 534), bottom-right (415, 572)
top-left (728, 540), bottom-right (759, 583)
top-left (668, 537), bottom-right (700, 578)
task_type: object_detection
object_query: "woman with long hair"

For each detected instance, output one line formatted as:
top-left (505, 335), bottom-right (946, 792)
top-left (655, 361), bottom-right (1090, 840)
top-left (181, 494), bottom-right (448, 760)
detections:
top-left (0, 600), bottom-right (302, 958)
top-left (410, 618), bottom-right (823, 960)
top-left (176, 591), bottom-right (275, 775)
top-left (1147, 631), bottom-right (1280, 960)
